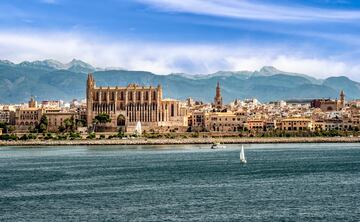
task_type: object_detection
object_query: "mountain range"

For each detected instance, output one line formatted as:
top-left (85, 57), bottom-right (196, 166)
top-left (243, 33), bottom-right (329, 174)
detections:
top-left (0, 59), bottom-right (360, 104)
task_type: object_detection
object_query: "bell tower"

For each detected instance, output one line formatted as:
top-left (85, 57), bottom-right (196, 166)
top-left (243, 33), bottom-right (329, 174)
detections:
top-left (214, 81), bottom-right (223, 110)
top-left (340, 90), bottom-right (345, 108)
top-left (28, 96), bottom-right (37, 108)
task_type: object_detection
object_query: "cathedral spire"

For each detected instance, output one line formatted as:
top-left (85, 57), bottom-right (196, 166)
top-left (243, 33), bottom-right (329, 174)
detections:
top-left (87, 73), bottom-right (94, 88)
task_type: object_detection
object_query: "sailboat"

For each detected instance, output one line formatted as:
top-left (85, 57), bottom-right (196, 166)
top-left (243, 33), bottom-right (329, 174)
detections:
top-left (240, 145), bottom-right (247, 164)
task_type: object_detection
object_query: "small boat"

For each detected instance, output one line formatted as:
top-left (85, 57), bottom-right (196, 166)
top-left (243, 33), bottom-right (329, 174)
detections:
top-left (211, 142), bottom-right (226, 149)
top-left (240, 145), bottom-right (247, 164)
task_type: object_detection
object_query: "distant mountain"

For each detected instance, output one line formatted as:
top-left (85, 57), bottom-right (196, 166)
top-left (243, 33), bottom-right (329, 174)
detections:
top-left (323, 76), bottom-right (360, 98)
top-left (0, 59), bottom-right (358, 103)
top-left (66, 59), bottom-right (97, 73)
top-left (4, 59), bottom-right (98, 74)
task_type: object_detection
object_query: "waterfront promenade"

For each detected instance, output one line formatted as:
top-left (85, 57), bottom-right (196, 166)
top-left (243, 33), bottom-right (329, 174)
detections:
top-left (1, 137), bottom-right (360, 146)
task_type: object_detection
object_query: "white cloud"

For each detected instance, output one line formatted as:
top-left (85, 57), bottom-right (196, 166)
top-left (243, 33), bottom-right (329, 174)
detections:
top-left (138, 0), bottom-right (360, 22)
top-left (0, 30), bottom-right (359, 80)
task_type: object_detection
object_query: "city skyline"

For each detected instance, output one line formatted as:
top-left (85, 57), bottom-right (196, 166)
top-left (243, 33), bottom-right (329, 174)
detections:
top-left (2, 2), bottom-right (360, 221)
top-left (0, 0), bottom-right (360, 79)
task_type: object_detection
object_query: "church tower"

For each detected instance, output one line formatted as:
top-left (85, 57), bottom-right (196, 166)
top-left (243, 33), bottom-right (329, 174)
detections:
top-left (214, 81), bottom-right (223, 110)
top-left (28, 96), bottom-right (37, 108)
top-left (340, 90), bottom-right (345, 108)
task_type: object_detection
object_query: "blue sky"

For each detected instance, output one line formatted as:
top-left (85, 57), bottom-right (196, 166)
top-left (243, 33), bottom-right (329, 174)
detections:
top-left (0, 0), bottom-right (360, 79)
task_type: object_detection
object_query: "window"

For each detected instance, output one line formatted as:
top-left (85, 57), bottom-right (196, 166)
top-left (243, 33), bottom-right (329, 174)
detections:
top-left (171, 104), bottom-right (175, 117)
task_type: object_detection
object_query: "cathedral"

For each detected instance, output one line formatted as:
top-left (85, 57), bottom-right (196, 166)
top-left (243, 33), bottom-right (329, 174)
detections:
top-left (86, 74), bottom-right (188, 132)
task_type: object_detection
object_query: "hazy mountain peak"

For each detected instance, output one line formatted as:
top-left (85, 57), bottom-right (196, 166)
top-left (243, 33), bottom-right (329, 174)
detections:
top-left (68, 58), bottom-right (88, 66)
top-left (0, 60), bottom-right (14, 65)
top-left (15, 58), bottom-right (97, 73)
top-left (33, 59), bottom-right (64, 69)
top-left (259, 66), bottom-right (282, 74)
top-left (65, 59), bottom-right (95, 74)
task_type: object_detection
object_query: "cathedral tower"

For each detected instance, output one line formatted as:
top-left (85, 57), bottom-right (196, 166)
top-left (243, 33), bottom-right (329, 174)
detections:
top-left (87, 74), bottom-right (95, 126)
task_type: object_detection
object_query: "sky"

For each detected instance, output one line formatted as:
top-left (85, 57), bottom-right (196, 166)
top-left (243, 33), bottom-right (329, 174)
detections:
top-left (0, 0), bottom-right (360, 79)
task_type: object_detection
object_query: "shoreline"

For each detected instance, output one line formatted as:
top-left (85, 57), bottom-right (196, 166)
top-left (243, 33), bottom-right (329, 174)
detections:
top-left (0, 137), bottom-right (360, 146)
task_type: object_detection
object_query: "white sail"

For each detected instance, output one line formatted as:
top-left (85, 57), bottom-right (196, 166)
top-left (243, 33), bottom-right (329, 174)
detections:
top-left (240, 145), bottom-right (247, 163)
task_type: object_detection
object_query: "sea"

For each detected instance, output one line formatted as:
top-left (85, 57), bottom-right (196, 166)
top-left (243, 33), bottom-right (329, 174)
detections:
top-left (0, 143), bottom-right (359, 221)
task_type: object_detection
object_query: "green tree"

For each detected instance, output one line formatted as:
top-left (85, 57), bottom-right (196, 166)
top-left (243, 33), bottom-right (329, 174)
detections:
top-left (20, 134), bottom-right (29, 140)
top-left (75, 119), bottom-right (86, 127)
top-left (69, 132), bottom-right (81, 140)
top-left (94, 113), bottom-right (111, 124)
top-left (44, 133), bottom-right (54, 140)
top-left (93, 113), bottom-right (111, 132)
top-left (58, 125), bottom-right (66, 133)
top-left (63, 117), bottom-right (75, 132)
top-left (36, 116), bottom-right (48, 133)
top-left (7, 125), bottom-right (15, 133)
top-left (87, 132), bottom-right (96, 139)
top-left (0, 122), bottom-right (9, 134)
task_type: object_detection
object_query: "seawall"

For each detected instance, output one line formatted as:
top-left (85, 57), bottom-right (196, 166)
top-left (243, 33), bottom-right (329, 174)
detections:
top-left (1, 137), bottom-right (360, 146)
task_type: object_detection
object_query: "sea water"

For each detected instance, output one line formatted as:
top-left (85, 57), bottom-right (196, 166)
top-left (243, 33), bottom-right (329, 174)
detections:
top-left (0, 143), bottom-right (359, 221)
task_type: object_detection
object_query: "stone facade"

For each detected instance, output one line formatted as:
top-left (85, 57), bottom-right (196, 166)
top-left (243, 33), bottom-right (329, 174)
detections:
top-left (204, 112), bottom-right (244, 132)
top-left (280, 118), bottom-right (313, 131)
top-left (247, 119), bottom-right (266, 131)
top-left (86, 74), bottom-right (187, 133)
top-left (44, 109), bottom-right (77, 132)
top-left (311, 90), bottom-right (346, 112)
top-left (0, 106), bottom-right (15, 125)
top-left (15, 107), bottom-right (43, 131)
top-left (15, 98), bottom-right (43, 131)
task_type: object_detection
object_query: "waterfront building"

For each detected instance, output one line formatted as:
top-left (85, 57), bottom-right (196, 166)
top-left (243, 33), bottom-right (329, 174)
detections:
top-left (247, 119), bottom-right (266, 131)
top-left (204, 111), bottom-right (244, 132)
top-left (265, 120), bottom-right (277, 131)
top-left (86, 74), bottom-right (188, 133)
top-left (280, 118), bottom-right (313, 131)
top-left (0, 106), bottom-right (16, 125)
top-left (322, 118), bottom-right (353, 131)
top-left (189, 111), bottom-right (206, 129)
top-left (15, 107), bottom-right (43, 131)
top-left (44, 109), bottom-right (77, 132)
